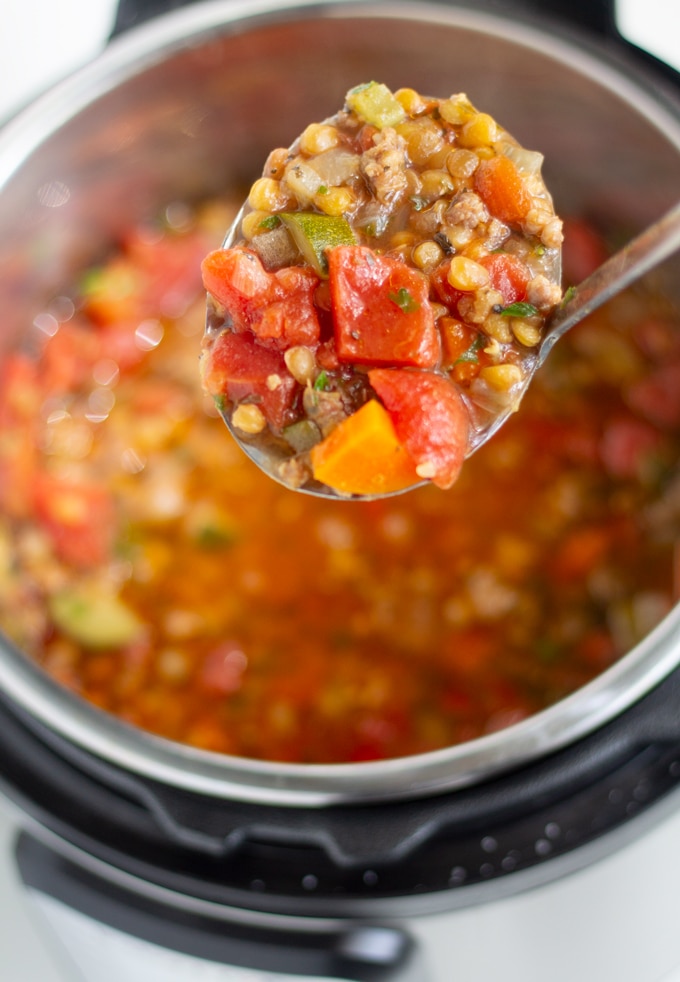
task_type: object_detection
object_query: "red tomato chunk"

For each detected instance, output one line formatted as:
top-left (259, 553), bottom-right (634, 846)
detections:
top-left (329, 246), bottom-right (439, 368)
top-left (368, 369), bottom-right (469, 489)
top-left (201, 330), bottom-right (297, 430)
top-left (202, 248), bottom-right (321, 349)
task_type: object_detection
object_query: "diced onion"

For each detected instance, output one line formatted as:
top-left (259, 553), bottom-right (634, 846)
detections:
top-left (500, 143), bottom-right (544, 177)
top-left (308, 149), bottom-right (361, 186)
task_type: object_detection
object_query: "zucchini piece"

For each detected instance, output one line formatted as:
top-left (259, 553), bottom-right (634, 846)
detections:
top-left (49, 584), bottom-right (145, 649)
top-left (346, 82), bottom-right (406, 130)
top-left (280, 213), bottom-right (356, 277)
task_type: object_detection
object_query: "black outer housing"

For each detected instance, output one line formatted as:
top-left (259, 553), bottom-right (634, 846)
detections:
top-left (2, 0), bottom-right (680, 973)
top-left (111, 0), bottom-right (619, 39)
top-left (3, 666), bottom-right (680, 911)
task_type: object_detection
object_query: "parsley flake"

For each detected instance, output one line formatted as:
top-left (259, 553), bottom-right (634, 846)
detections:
top-left (389, 287), bottom-right (420, 313)
top-left (455, 334), bottom-right (485, 365)
top-left (501, 301), bottom-right (539, 318)
top-left (259, 215), bottom-right (281, 230)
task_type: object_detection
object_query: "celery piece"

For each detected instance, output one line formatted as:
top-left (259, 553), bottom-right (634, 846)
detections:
top-left (346, 82), bottom-right (406, 129)
top-left (280, 213), bottom-right (356, 276)
top-left (49, 585), bottom-right (145, 649)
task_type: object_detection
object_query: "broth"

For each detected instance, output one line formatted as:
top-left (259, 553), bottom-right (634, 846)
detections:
top-left (0, 199), bottom-right (678, 763)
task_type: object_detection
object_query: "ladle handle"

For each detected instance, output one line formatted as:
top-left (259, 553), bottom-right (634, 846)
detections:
top-left (540, 201), bottom-right (680, 364)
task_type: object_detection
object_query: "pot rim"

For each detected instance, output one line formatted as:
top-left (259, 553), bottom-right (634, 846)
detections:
top-left (1, 0), bottom-right (680, 807)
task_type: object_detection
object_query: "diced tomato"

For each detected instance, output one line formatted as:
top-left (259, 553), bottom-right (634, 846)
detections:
top-left (368, 368), bottom-right (470, 489)
top-left (84, 232), bottom-right (208, 327)
top-left (550, 525), bottom-right (611, 581)
top-left (316, 338), bottom-right (341, 371)
top-left (478, 253), bottom-right (530, 304)
top-left (201, 331), bottom-right (297, 430)
top-left (33, 473), bottom-right (116, 567)
top-left (0, 438), bottom-right (37, 518)
top-left (0, 357), bottom-right (40, 516)
top-left (473, 155), bottom-right (532, 226)
top-left (328, 246), bottom-right (439, 367)
top-left (439, 317), bottom-right (480, 369)
top-left (627, 360), bottom-right (680, 430)
top-left (444, 627), bottom-right (497, 676)
top-left (600, 415), bottom-right (664, 479)
top-left (577, 629), bottom-right (616, 670)
top-left (0, 354), bottom-right (40, 427)
top-left (97, 321), bottom-right (150, 372)
top-left (256, 266), bottom-right (321, 347)
top-left (202, 247), bottom-right (321, 348)
top-left (202, 248), bottom-right (276, 328)
top-left (125, 229), bottom-right (209, 317)
top-left (430, 260), bottom-right (465, 312)
top-left (41, 322), bottom-right (102, 393)
top-left (634, 317), bottom-right (680, 363)
top-left (199, 642), bottom-right (247, 695)
top-left (561, 217), bottom-right (609, 284)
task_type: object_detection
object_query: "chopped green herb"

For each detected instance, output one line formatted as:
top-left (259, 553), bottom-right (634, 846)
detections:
top-left (501, 301), bottom-right (539, 318)
top-left (259, 215), bottom-right (281, 230)
top-left (389, 287), bottom-right (420, 313)
top-left (316, 185), bottom-right (329, 195)
top-left (455, 334), bottom-right (485, 365)
top-left (314, 370), bottom-right (330, 391)
top-left (561, 285), bottom-right (576, 306)
top-left (196, 525), bottom-right (237, 549)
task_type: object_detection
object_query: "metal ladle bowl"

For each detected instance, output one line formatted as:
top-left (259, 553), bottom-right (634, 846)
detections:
top-left (206, 199), bottom-right (680, 500)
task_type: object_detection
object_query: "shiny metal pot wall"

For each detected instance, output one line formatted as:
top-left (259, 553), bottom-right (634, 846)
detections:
top-left (0, 0), bottom-right (679, 806)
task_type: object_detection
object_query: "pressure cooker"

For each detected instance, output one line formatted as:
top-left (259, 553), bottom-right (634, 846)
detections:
top-left (0, 1), bottom-right (679, 979)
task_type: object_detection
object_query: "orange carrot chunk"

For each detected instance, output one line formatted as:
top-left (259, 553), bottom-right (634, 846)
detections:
top-left (473, 155), bottom-right (532, 226)
top-left (310, 399), bottom-right (420, 496)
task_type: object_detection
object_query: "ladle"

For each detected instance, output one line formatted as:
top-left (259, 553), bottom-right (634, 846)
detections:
top-left (205, 200), bottom-right (680, 500)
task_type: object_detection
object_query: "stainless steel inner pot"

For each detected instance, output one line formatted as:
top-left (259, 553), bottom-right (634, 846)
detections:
top-left (0, 0), bottom-right (679, 807)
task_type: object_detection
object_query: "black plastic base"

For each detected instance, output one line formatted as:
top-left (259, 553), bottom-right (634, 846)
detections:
top-left (2, 662), bottom-right (680, 917)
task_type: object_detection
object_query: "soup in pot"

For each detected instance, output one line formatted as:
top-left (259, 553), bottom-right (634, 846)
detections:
top-left (0, 196), bottom-right (678, 763)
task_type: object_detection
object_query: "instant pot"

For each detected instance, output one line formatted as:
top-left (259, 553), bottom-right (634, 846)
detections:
top-left (0, 1), bottom-right (679, 979)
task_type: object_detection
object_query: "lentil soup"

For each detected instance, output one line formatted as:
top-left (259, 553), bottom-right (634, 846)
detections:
top-left (202, 83), bottom-right (563, 496)
top-left (0, 199), bottom-right (678, 764)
